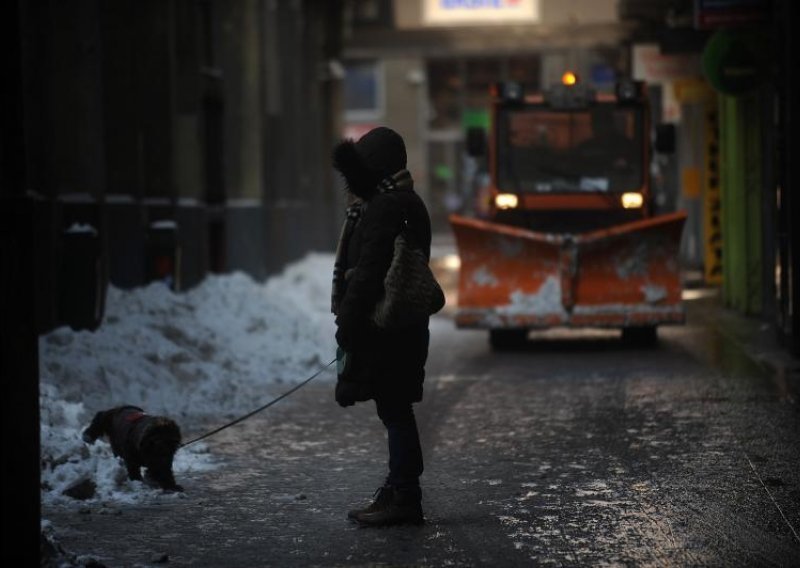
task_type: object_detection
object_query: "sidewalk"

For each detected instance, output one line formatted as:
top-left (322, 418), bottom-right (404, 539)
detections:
top-left (686, 287), bottom-right (800, 400)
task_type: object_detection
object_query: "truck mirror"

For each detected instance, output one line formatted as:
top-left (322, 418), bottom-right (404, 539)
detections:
top-left (466, 127), bottom-right (486, 157)
top-left (654, 123), bottom-right (676, 154)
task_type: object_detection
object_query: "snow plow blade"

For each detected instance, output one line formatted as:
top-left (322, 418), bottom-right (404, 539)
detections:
top-left (449, 212), bottom-right (687, 329)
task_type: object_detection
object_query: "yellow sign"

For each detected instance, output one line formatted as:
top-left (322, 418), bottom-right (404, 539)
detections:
top-left (673, 78), bottom-right (715, 104)
top-left (682, 167), bottom-right (702, 199)
top-left (704, 102), bottom-right (722, 285)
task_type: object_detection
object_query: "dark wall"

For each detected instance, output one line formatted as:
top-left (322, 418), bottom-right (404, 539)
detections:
top-left (101, 0), bottom-right (174, 200)
top-left (4, 5), bottom-right (344, 558)
top-left (17, 0), bottom-right (343, 313)
top-left (774, 0), bottom-right (800, 353)
top-left (263, 0), bottom-right (343, 274)
top-left (21, 0), bottom-right (106, 199)
top-left (1, 2), bottom-right (40, 563)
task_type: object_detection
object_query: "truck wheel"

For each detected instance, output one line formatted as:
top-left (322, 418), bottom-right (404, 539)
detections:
top-left (489, 329), bottom-right (528, 351)
top-left (621, 326), bottom-right (658, 347)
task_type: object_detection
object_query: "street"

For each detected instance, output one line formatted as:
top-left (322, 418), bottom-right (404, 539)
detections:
top-left (10, 0), bottom-right (800, 568)
top-left (43, 289), bottom-right (800, 567)
top-left (7, 2), bottom-right (799, 565)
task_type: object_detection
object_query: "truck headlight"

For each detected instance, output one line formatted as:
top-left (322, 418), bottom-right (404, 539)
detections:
top-left (621, 192), bottom-right (644, 209)
top-left (495, 193), bottom-right (519, 209)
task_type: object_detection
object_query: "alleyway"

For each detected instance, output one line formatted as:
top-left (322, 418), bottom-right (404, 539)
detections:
top-left (43, 287), bottom-right (800, 566)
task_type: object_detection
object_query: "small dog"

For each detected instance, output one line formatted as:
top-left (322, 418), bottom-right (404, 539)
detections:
top-left (82, 405), bottom-right (184, 492)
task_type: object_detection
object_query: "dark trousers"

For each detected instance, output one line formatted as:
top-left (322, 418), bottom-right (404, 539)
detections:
top-left (375, 399), bottom-right (423, 488)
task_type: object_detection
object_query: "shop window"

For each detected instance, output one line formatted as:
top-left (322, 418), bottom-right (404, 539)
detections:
top-left (428, 57), bottom-right (541, 130)
top-left (507, 56), bottom-right (541, 92)
top-left (427, 59), bottom-right (463, 130)
top-left (465, 59), bottom-right (502, 116)
top-left (343, 60), bottom-right (384, 121)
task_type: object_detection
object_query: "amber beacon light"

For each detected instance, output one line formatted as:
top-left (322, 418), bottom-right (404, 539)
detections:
top-left (561, 71), bottom-right (578, 86)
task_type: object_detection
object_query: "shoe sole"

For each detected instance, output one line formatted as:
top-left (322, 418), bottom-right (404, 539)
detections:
top-left (354, 516), bottom-right (425, 527)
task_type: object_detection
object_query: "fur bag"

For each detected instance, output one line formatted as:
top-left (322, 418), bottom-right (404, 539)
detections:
top-left (371, 225), bottom-right (445, 330)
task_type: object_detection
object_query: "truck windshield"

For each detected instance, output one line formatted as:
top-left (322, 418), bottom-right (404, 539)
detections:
top-left (496, 104), bottom-right (644, 194)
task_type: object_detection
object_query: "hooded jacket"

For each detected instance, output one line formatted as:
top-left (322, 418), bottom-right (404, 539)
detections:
top-left (332, 127), bottom-right (432, 404)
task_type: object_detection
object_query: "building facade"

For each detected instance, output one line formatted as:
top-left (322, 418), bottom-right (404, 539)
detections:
top-left (16, 0), bottom-right (345, 334)
top-left (341, 0), bottom-right (631, 228)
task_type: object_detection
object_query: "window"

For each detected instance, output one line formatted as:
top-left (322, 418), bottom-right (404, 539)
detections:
top-left (465, 59), bottom-right (502, 115)
top-left (350, 0), bottom-right (392, 27)
top-left (427, 56), bottom-right (542, 131)
top-left (343, 60), bottom-right (384, 121)
top-left (427, 59), bottom-right (463, 130)
top-left (507, 56), bottom-right (541, 92)
top-left (496, 105), bottom-right (644, 194)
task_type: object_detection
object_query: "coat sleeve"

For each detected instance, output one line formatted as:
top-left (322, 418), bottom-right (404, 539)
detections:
top-left (335, 194), bottom-right (401, 350)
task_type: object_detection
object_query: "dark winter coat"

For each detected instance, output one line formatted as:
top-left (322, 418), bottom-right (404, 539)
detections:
top-left (333, 171), bottom-right (432, 404)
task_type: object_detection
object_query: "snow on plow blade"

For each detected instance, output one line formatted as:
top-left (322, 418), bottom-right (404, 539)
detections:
top-left (449, 211), bottom-right (687, 329)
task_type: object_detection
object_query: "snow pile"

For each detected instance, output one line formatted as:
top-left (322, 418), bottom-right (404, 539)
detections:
top-left (40, 252), bottom-right (337, 505)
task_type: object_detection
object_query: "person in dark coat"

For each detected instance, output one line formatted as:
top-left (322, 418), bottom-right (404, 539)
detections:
top-left (331, 126), bottom-right (431, 526)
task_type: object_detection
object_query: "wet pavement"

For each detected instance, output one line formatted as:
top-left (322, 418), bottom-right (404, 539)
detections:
top-left (43, 289), bottom-right (800, 566)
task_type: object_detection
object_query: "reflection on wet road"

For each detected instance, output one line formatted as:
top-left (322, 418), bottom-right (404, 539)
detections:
top-left (421, 311), bottom-right (800, 566)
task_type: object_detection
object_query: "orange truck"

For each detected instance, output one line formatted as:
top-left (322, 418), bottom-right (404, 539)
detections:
top-left (449, 74), bottom-right (686, 349)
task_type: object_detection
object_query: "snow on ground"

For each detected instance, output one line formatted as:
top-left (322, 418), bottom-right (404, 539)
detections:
top-left (40, 252), bottom-right (337, 506)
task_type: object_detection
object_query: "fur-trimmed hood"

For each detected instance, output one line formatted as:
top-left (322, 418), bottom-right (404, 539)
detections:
top-left (332, 127), bottom-right (407, 200)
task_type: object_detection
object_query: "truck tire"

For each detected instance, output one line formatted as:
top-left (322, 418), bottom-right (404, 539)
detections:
top-left (621, 326), bottom-right (658, 347)
top-left (489, 329), bottom-right (528, 351)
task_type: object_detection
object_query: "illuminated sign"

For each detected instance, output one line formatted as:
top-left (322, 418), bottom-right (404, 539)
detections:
top-left (694, 0), bottom-right (770, 30)
top-left (423, 0), bottom-right (540, 26)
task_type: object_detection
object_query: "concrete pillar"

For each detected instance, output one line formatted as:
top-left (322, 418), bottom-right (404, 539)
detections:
top-left (383, 57), bottom-right (429, 204)
top-left (218, 0), bottom-right (267, 278)
top-left (261, 0), bottom-right (342, 275)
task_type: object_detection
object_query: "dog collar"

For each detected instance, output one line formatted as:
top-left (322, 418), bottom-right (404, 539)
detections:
top-left (124, 411), bottom-right (147, 423)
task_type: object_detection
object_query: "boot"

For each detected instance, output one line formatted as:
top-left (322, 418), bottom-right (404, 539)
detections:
top-left (354, 485), bottom-right (424, 527)
top-left (347, 484), bottom-right (394, 521)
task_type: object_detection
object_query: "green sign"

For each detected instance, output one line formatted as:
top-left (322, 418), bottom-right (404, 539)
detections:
top-left (462, 108), bottom-right (490, 130)
top-left (702, 29), bottom-right (767, 96)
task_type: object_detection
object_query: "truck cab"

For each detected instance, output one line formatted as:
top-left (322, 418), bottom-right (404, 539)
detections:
top-left (476, 75), bottom-right (654, 232)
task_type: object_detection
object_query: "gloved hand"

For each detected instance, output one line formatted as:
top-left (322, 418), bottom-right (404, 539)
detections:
top-left (335, 327), bottom-right (350, 353)
top-left (335, 317), bottom-right (360, 353)
top-left (335, 379), bottom-right (359, 407)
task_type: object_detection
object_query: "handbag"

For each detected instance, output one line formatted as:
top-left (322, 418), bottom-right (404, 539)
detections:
top-left (371, 223), bottom-right (446, 330)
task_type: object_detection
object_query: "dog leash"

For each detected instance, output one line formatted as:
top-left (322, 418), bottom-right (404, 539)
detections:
top-left (180, 358), bottom-right (337, 449)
